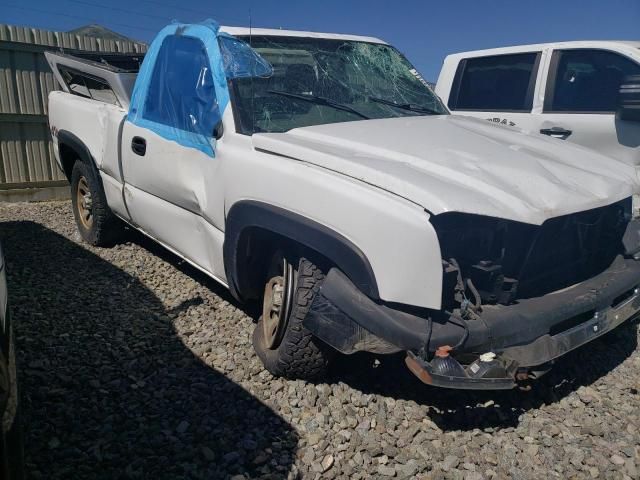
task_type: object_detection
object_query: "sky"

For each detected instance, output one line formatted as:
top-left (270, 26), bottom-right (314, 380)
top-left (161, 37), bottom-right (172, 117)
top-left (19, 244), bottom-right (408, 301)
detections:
top-left (3, 0), bottom-right (640, 81)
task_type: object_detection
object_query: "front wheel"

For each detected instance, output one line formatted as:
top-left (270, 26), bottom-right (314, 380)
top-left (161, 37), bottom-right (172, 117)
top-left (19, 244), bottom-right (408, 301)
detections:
top-left (253, 253), bottom-right (333, 380)
top-left (70, 161), bottom-right (121, 246)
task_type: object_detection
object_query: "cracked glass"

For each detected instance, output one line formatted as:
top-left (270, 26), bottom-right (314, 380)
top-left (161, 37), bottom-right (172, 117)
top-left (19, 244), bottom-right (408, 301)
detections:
top-left (228, 36), bottom-right (448, 134)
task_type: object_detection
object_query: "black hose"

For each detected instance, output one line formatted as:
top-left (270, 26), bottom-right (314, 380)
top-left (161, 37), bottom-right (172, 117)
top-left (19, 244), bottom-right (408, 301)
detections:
top-left (449, 258), bottom-right (465, 293)
top-left (466, 278), bottom-right (482, 311)
top-left (440, 258), bottom-right (472, 351)
top-left (421, 315), bottom-right (433, 359)
top-left (443, 311), bottom-right (470, 351)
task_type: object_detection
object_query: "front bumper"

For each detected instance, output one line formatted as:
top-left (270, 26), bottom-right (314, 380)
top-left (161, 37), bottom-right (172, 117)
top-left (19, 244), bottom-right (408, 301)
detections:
top-left (303, 255), bottom-right (640, 389)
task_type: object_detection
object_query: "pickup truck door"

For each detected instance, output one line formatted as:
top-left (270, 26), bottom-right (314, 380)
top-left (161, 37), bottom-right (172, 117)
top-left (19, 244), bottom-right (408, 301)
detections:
top-left (537, 48), bottom-right (640, 166)
top-left (120, 24), bottom-right (231, 282)
top-left (444, 51), bottom-right (545, 133)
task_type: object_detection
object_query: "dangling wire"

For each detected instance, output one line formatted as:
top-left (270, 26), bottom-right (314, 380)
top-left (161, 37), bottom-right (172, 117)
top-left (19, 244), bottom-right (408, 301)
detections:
top-left (444, 257), bottom-right (475, 351)
top-left (466, 278), bottom-right (482, 311)
top-left (448, 316), bottom-right (470, 350)
top-left (449, 257), bottom-right (482, 318)
top-left (420, 316), bottom-right (433, 361)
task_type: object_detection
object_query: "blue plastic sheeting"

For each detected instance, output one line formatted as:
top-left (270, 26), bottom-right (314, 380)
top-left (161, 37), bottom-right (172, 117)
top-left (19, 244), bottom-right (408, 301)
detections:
top-left (218, 34), bottom-right (273, 79)
top-left (128, 20), bottom-right (231, 157)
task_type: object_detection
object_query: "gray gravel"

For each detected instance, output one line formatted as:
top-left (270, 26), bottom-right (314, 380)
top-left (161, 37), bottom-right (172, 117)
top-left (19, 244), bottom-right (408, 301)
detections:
top-left (1, 200), bottom-right (639, 479)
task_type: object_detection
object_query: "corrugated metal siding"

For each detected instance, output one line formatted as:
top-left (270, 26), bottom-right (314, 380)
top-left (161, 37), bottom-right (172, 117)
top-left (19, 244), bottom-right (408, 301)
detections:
top-left (0, 122), bottom-right (58, 184)
top-left (0, 24), bottom-right (147, 190)
top-left (0, 24), bottom-right (147, 53)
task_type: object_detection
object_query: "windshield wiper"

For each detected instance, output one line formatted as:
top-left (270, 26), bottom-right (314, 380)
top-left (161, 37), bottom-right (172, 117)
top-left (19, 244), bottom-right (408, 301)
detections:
top-left (268, 90), bottom-right (370, 120)
top-left (369, 96), bottom-right (441, 115)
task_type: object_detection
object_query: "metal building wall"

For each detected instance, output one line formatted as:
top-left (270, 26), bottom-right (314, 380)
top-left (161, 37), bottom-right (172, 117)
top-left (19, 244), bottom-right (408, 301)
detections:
top-left (0, 24), bottom-right (146, 200)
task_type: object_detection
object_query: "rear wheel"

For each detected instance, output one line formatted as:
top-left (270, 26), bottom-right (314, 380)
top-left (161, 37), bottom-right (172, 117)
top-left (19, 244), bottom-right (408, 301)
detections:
top-left (253, 252), bottom-right (333, 380)
top-left (70, 161), bottom-right (121, 246)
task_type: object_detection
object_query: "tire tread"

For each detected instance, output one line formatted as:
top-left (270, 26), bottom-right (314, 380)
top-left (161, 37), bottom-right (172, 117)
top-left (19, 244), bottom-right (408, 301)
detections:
top-left (71, 161), bottom-right (121, 247)
top-left (253, 257), bottom-right (331, 380)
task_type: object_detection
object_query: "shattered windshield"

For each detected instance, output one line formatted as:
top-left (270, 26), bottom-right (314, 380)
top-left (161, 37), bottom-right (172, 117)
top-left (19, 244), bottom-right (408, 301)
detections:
top-left (229, 36), bottom-right (448, 134)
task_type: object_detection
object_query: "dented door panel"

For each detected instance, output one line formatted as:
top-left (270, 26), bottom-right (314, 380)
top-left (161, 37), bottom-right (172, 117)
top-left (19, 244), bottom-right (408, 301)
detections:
top-left (121, 120), bottom-right (227, 280)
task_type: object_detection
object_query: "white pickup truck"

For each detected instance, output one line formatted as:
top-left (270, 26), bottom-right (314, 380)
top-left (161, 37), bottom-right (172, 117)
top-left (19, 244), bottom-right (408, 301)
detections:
top-left (435, 41), bottom-right (640, 166)
top-left (46, 21), bottom-right (640, 390)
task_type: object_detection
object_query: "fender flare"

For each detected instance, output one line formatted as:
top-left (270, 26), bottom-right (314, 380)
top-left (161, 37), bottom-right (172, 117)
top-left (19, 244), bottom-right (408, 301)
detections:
top-left (224, 201), bottom-right (380, 301)
top-left (57, 130), bottom-right (96, 178)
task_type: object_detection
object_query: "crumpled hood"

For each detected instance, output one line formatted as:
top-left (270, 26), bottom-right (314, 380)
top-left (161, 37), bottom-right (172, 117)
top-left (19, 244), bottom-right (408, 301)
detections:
top-left (252, 115), bottom-right (639, 224)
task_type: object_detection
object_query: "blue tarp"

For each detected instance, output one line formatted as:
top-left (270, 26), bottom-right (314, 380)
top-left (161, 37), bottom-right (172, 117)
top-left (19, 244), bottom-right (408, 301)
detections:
top-left (127, 20), bottom-right (272, 157)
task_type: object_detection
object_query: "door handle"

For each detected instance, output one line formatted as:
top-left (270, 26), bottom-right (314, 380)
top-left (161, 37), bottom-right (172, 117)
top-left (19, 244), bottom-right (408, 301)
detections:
top-left (131, 136), bottom-right (146, 156)
top-left (540, 127), bottom-right (572, 140)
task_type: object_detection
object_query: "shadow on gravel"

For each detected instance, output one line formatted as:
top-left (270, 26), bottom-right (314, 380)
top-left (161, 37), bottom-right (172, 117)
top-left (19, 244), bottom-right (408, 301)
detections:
top-left (125, 229), bottom-right (260, 317)
top-left (329, 319), bottom-right (638, 432)
top-left (0, 221), bottom-right (298, 480)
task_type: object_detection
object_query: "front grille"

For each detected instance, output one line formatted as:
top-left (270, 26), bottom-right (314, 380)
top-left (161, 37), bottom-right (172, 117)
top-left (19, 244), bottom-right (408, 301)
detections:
top-left (516, 200), bottom-right (628, 297)
top-left (432, 198), bottom-right (630, 306)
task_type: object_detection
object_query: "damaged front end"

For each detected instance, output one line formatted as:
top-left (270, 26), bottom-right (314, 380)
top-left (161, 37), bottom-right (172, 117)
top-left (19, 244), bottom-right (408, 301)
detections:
top-left (303, 198), bottom-right (640, 389)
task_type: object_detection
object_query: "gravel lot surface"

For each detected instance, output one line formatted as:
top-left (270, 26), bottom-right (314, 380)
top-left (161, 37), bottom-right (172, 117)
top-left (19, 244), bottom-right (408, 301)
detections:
top-left (1, 200), bottom-right (640, 479)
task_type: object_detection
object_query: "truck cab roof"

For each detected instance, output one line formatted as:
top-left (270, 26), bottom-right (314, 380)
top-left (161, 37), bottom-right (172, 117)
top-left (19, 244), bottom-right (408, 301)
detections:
top-left (444, 40), bottom-right (640, 59)
top-left (44, 25), bottom-right (388, 110)
top-left (219, 26), bottom-right (387, 45)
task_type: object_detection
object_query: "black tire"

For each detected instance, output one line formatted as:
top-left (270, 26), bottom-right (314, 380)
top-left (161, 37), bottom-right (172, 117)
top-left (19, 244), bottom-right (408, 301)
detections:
top-left (0, 323), bottom-right (24, 480)
top-left (253, 255), bottom-right (333, 380)
top-left (70, 160), bottom-right (121, 246)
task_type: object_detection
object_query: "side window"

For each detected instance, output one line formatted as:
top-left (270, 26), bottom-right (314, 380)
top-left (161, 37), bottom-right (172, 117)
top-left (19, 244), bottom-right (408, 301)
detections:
top-left (545, 49), bottom-right (640, 113)
top-left (59, 66), bottom-right (119, 106)
top-left (143, 35), bottom-right (219, 136)
top-left (449, 52), bottom-right (539, 112)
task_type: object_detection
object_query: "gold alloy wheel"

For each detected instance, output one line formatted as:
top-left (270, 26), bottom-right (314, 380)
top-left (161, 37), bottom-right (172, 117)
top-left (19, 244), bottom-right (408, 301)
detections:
top-left (76, 176), bottom-right (94, 229)
top-left (262, 257), bottom-right (295, 349)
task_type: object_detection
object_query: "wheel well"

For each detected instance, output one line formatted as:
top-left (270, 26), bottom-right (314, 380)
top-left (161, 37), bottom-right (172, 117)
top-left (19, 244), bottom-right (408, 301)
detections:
top-left (57, 130), bottom-right (97, 181)
top-left (224, 201), bottom-right (379, 302)
top-left (234, 227), bottom-right (331, 301)
top-left (59, 142), bottom-right (79, 181)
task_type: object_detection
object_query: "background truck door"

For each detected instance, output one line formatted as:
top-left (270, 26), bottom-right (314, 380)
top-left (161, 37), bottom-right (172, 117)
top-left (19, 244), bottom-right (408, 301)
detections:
top-left (444, 51), bottom-right (544, 133)
top-left (538, 48), bottom-right (640, 165)
top-left (120, 24), bottom-right (230, 281)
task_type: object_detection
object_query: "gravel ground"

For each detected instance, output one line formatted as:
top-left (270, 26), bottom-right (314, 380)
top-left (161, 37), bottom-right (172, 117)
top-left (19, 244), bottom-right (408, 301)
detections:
top-left (1, 200), bottom-right (639, 480)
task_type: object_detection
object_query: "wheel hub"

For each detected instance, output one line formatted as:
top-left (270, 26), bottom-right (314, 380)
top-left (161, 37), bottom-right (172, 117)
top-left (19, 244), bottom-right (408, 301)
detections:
top-left (76, 176), bottom-right (93, 229)
top-left (262, 258), bottom-right (295, 349)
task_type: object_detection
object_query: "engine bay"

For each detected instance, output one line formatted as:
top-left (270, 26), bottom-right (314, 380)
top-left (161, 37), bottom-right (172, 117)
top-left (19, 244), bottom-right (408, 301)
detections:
top-left (432, 198), bottom-right (631, 309)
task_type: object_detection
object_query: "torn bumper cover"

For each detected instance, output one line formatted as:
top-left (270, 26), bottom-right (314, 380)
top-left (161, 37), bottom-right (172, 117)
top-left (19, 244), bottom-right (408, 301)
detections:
top-left (303, 255), bottom-right (640, 390)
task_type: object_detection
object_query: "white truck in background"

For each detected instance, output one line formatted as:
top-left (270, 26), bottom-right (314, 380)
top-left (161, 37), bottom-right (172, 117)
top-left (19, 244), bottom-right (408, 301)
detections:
top-left (435, 41), bottom-right (640, 166)
top-left (45, 21), bottom-right (640, 390)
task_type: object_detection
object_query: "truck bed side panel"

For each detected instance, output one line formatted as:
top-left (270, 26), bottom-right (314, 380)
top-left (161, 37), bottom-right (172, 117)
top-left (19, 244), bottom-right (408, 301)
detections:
top-left (48, 91), bottom-right (129, 219)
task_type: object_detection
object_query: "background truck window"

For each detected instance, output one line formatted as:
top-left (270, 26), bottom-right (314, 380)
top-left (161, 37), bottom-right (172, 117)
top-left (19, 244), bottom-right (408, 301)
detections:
top-left (143, 35), bottom-right (219, 137)
top-left (545, 49), bottom-right (640, 113)
top-left (449, 52), bottom-right (539, 112)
